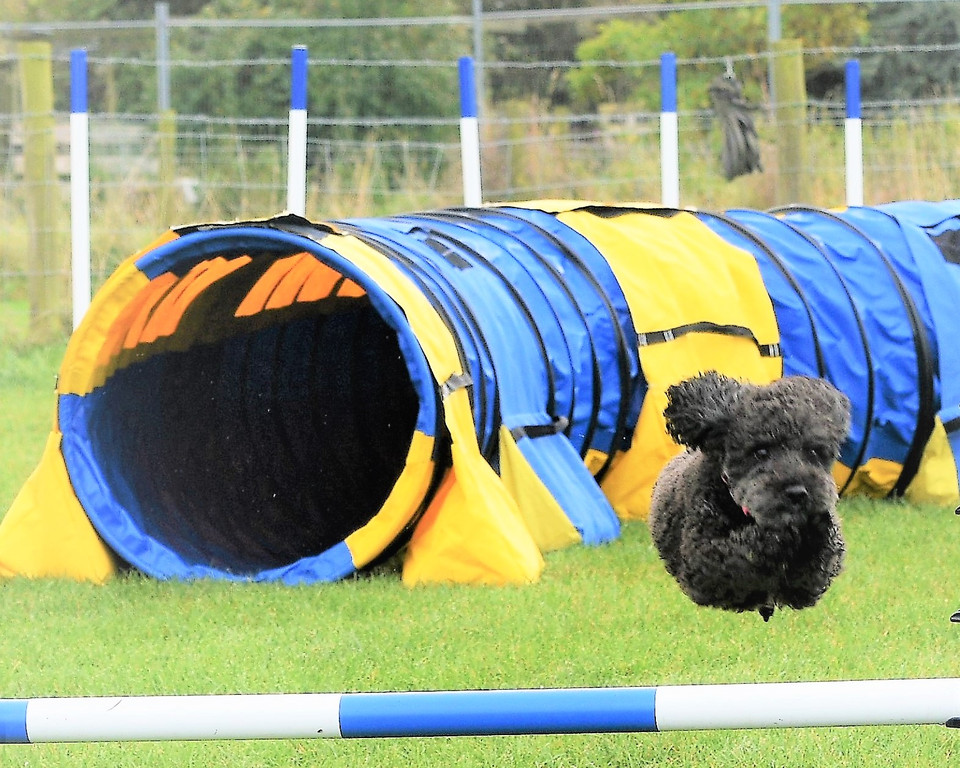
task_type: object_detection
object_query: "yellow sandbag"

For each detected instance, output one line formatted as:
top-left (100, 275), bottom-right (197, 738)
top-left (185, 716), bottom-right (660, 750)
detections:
top-left (497, 425), bottom-right (581, 553)
top-left (400, 393), bottom-right (544, 586)
top-left (906, 417), bottom-right (960, 506)
top-left (0, 432), bottom-right (117, 582)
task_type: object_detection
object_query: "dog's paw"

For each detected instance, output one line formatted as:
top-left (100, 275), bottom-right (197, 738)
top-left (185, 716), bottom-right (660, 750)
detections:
top-left (759, 604), bottom-right (775, 622)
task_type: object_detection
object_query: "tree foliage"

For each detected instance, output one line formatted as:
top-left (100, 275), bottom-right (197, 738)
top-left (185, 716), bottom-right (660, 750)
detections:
top-left (165, 0), bottom-right (467, 142)
top-left (565, 3), bottom-right (869, 111)
top-left (4, 0), bottom-right (468, 141)
top-left (483, 0), bottom-right (591, 105)
top-left (861, 2), bottom-right (960, 100)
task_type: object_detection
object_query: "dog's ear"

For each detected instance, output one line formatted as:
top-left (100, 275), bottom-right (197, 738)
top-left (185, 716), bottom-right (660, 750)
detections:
top-left (663, 371), bottom-right (742, 450)
top-left (808, 378), bottom-right (852, 445)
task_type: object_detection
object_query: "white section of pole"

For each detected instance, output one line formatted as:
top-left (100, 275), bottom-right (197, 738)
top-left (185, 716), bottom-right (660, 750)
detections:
top-left (26, 694), bottom-right (343, 743)
top-left (287, 108), bottom-right (308, 216)
top-left (655, 678), bottom-right (960, 731)
top-left (69, 110), bottom-right (91, 330)
top-left (660, 111), bottom-right (680, 208)
top-left (845, 116), bottom-right (864, 207)
top-left (460, 116), bottom-right (483, 207)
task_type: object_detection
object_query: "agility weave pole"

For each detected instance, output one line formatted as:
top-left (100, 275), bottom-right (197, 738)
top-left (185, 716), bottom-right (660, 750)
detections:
top-left (2, 679), bottom-right (959, 743)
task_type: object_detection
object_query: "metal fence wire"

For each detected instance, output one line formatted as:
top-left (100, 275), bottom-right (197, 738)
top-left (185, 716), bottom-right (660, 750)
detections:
top-left (2, 3), bottom-right (960, 319)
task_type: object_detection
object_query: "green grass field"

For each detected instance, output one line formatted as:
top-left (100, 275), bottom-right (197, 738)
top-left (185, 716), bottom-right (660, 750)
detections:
top-left (1, 340), bottom-right (959, 766)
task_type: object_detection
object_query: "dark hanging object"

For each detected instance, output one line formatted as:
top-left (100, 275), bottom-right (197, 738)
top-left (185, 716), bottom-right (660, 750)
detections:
top-left (708, 65), bottom-right (763, 181)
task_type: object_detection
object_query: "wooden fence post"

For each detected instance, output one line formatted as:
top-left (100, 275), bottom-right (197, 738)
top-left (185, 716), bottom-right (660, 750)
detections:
top-left (772, 38), bottom-right (808, 205)
top-left (17, 36), bottom-right (65, 342)
top-left (158, 109), bottom-right (177, 224)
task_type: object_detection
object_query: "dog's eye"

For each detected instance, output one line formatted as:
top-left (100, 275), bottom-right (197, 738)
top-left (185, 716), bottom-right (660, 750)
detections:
top-left (753, 447), bottom-right (770, 460)
top-left (808, 446), bottom-right (834, 465)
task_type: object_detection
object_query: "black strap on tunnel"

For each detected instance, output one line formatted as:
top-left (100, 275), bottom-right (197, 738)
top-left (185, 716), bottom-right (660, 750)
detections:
top-left (774, 205), bottom-right (937, 497)
top-left (441, 372), bottom-right (473, 398)
top-left (400, 213), bottom-right (561, 424)
top-left (511, 416), bottom-right (570, 442)
top-left (453, 207), bottom-right (641, 480)
top-left (637, 321), bottom-right (782, 359)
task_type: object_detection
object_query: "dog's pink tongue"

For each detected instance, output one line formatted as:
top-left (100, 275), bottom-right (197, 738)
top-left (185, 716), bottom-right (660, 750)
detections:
top-left (742, 505), bottom-right (751, 517)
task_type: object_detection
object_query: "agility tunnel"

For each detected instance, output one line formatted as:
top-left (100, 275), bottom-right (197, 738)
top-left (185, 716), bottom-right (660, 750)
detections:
top-left (2, 200), bottom-right (960, 586)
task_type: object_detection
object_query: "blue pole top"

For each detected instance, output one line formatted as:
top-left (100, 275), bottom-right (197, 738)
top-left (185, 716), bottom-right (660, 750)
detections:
top-left (661, 52), bottom-right (677, 113)
top-left (290, 45), bottom-right (308, 111)
top-left (458, 56), bottom-right (478, 119)
top-left (70, 48), bottom-right (87, 114)
top-left (845, 59), bottom-right (861, 119)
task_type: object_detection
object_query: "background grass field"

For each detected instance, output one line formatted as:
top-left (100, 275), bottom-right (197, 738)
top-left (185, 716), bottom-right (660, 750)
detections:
top-left (1, 330), bottom-right (959, 766)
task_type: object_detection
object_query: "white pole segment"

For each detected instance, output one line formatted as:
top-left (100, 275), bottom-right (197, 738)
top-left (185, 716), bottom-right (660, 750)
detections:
top-left (660, 111), bottom-right (679, 207)
top-left (287, 45), bottom-right (308, 216)
top-left (70, 49), bottom-right (91, 329)
top-left (844, 59), bottom-right (864, 207)
top-left (845, 117), bottom-right (863, 206)
top-left (26, 694), bottom-right (343, 743)
top-left (460, 116), bottom-right (482, 207)
top-left (287, 108), bottom-right (308, 215)
top-left (458, 56), bottom-right (483, 207)
top-left (655, 678), bottom-right (960, 731)
top-left (659, 52), bottom-right (680, 208)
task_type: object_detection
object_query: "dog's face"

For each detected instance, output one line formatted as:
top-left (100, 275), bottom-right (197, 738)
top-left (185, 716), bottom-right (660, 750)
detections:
top-left (664, 372), bottom-right (851, 525)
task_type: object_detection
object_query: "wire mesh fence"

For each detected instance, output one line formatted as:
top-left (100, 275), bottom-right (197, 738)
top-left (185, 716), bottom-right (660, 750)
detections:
top-left (2, 5), bottom-right (960, 341)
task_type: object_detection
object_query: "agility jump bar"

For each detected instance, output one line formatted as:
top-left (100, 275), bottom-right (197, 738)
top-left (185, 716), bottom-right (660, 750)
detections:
top-left (2, 679), bottom-right (959, 743)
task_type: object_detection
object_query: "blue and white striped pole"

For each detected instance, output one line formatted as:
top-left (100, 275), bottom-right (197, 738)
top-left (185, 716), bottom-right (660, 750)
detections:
top-left (69, 48), bottom-right (91, 330)
top-left (287, 45), bottom-right (308, 216)
top-left (844, 59), bottom-right (864, 207)
top-left (1, 679), bottom-right (959, 743)
top-left (660, 52), bottom-right (680, 208)
top-left (458, 56), bottom-right (483, 207)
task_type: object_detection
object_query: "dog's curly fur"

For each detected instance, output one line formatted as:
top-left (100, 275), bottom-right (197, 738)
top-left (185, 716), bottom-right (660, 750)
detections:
top-left (648, 372), bottom-right (851, 621)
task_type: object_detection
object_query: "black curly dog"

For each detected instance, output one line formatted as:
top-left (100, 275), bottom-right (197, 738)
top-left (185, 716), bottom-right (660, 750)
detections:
top-left (649, 372), bottom-right (851, 621)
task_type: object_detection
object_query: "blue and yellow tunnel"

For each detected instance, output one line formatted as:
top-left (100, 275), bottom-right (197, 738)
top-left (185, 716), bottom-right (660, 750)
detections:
top-left (3, 201), bottom-right (960, 585)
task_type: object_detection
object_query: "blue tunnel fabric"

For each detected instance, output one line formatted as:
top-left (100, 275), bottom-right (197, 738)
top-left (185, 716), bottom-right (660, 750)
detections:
top-left (488, 206), bottom-right (645, 472)
top-left (59, 224), bottom-right (444, 583)
top-left (774, 206), bottom-right (934, 495)
top-left (700, 204), bottom-right (956, 497)
top-left (712, 209), bottom-right (875, 487)
top-left (871, 201), bottom-right (960, 491)
top-left (18, 201), bottom-right (960, 585)
top-left (342, 213), bottom-right (624, 545)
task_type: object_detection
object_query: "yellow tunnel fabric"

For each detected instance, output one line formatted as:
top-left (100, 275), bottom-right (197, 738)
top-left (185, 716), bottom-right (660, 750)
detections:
top-left (542, 204), bottom-right (782, 519)
top-left (0, 237), bottom-right (173, 582)
top-left (319, 233), bottom-right (546, 585)
top-left (0, 432), bottom-right (116, 582)
top-left (906, 417), bottom-right (960, 506)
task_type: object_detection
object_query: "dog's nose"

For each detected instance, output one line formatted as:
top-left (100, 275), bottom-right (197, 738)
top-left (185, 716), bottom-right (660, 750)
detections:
top-left (784, 484), bottom-right (809, 503)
